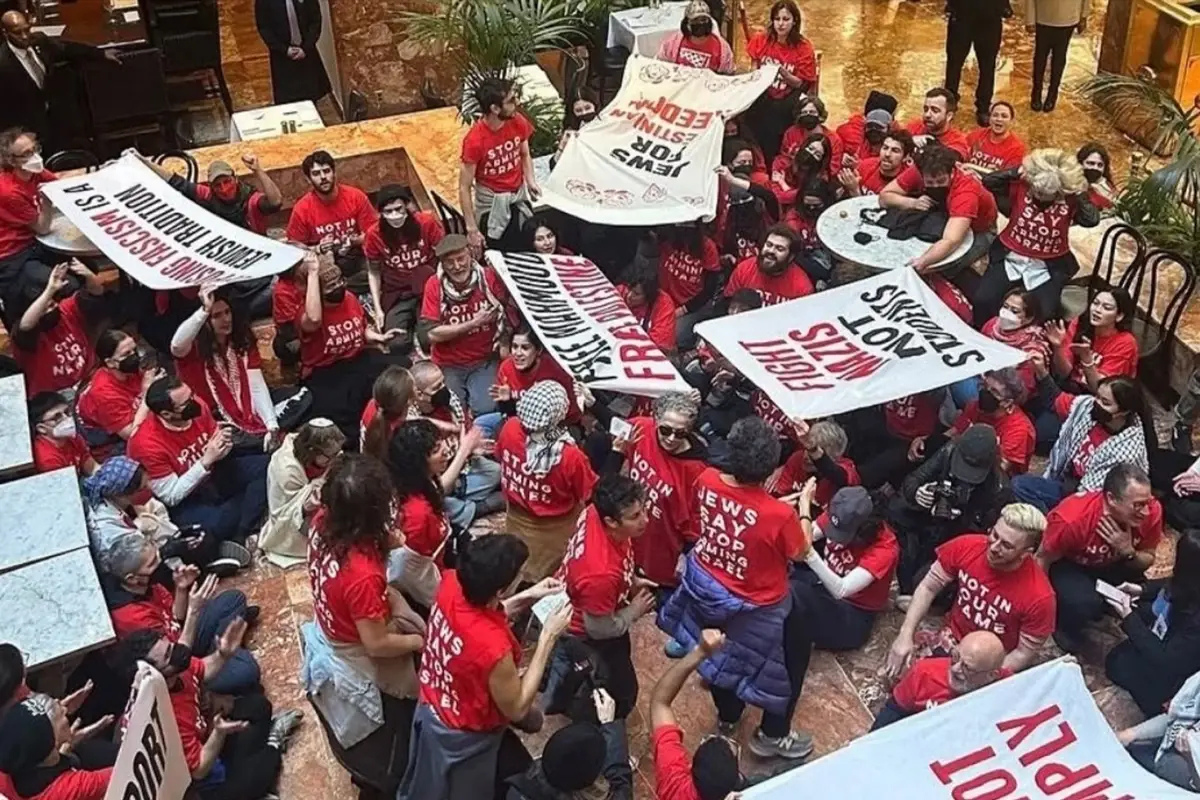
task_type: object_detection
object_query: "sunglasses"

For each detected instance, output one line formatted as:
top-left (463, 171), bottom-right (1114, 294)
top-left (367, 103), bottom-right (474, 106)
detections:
top-left (657, 424), bottom-right (688, 440)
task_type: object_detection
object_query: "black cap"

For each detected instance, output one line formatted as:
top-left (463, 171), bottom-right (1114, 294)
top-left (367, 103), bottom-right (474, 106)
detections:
top-left (823, 486), bottom-right (873, 544)
top-left (950, 424), bottom-right (998, 485)
top-left (865, 90), bottom-right (899, 116)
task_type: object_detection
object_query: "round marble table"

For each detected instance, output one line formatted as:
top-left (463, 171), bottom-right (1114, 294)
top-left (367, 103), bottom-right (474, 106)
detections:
top-left (816, 195), bottom-right (974, 272)
top-left (37, 213), bottom-right (102, 257)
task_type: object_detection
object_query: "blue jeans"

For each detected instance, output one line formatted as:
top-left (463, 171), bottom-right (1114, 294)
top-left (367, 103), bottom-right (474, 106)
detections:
top-left (1010, 474), bottom-right (1067, 513)
top-left (172, 452), bottom-right (270, 544)
top-left (949, 376), bottom-right (981, 409)
top-left (444, 456), bottom-right (502, 532)
top-left (442, 359), bottom-right (500, 418)
top-left (473, 412), bottom-right (503, 440)
top-left (193, 589), bottom-right (260, 694)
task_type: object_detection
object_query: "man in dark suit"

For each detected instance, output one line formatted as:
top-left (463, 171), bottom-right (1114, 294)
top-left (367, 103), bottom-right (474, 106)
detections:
top-left (254, 0), bottom-right (330, 105)
top-left (0, 10), bottom-right (120, 151)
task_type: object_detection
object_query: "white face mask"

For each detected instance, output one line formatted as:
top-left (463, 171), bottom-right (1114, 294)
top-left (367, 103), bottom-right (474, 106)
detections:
top-left (382, 210), bottom-right (407, 229)
top-left (50, 417), bottom-right (76, 439)
top-left (997, 308), bottom-right (1022, 331)
top-left (22, 154), bottom-right (43, 174)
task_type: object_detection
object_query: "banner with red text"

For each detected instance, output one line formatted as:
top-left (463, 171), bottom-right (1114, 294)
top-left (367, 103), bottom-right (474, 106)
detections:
top-left (486, 250), bottom-right (689, 397)
top-left (748, 660), bottom-right (1192, 799)
top-left (694, 268), bottom-right (1027, 419)
top-left (42, 156), bottom-right (303, 290)
top-left (542, 55), bottom-right (777, 225)
top-left (106, 664), bottom-right (190, 800)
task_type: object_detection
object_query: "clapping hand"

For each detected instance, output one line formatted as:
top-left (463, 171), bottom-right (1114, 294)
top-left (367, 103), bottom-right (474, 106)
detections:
top-left (187, 574), bottom-right (219, 616)
top-left (1029, 351), bottom-right (1049, 379)
top-left (66, 714), bottom-right (114, 752)
top-left (488, 383), bottom-right (513, 403)
top-left (173, 563), bottom-right (201, 593)
top-left (907, 436), bottom-right (927, 462)
top-left (62, 681), bottom-right (93, 716)
top-left (1044, 319), bottom-right (1068, 348)
top-left (217, 617), bottom-right (248, 657)
top-left (214, 715), bottom-right (251, 735)
top-left (1070, 336), bottom-right (1094, 364)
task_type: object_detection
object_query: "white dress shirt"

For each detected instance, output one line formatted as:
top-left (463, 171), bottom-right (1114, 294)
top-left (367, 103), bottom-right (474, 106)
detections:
top-left (8, 40), bottom-right (46, 89)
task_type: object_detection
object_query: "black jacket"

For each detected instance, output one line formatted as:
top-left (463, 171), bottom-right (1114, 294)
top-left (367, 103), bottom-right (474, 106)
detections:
top-left (0, 33), bottom-right (108, 138)
top-left (895, 440), bottom-right (1010, 540)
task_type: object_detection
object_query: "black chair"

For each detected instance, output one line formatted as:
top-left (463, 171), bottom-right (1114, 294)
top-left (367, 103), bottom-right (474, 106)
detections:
top-left (419, 77), bottom-right (448, 110)
top-left (82, 47), bottom-right (172, 156)
top-left (431, 191), bottom-right (468, 236)
top-left (152, 150), bottom-right (199, 183)
top-left (347, 89), bottom-right (369, 122)
top-left (1121, 249), bottom-right (1196, 399)
top-left (145, 0), bottom-right (232, 113)
top-left (45, 149), bottom-right (100, 173)
top-left (1060, 222), bottom-right (1148, 318)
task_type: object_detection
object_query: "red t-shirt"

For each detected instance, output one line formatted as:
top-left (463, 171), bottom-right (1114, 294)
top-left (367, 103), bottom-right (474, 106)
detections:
top-left (925, 275), bottom-right (973, 324)
top-left (815, 511), bottom-right (899, 612)
top-left (563, 505), bottom-right (635, 635)
top-left (658, 237), bottom-right (720, 306)
top-left (857, 157), bottom-right (901, 195)
top-left (461, 115), bottom-right (534, 194)
top-left (1062, 319), bottom-right (1139, 383)
top-left (618, 284), bottom-right (677, 355)
top-left (950, 402), bottom-right (1036, 475)
top-left (362, 211), bottom-right (444, 303)
top-left (672, 34), bottom-right (726, 70)
top-left (1071, 422), bottom-right (1110, 480)
top-left (285, 184), bottom-right (378, 246)
top-left (652, 724), bottom-right (702, 800)
top-left (298, 293), bottom-right (367, 376)
top-left (935, 534), bottom-right (1056, 652)
top-left (495, 355), bottom-right (581, 425)
top-left (775, 453), bottom-right (860, 507)
top-left (1042, 491), bottom-right (1164, 568)
top-left (777, 124), bottom-right (843, 175)
top-left (691, 467), bottom-right (805, 605)
top-left (723, 257), bottom-right (814, 306)
top-left (894, 165), bottom-right (998, 233)
top-left (965, 130), bottom-right (1027, 172)
top-left (746, 32), bottom-right (817, 99)
top-left (420, 270), bottom-right (507, 367)
top-left (127, 400), bottom-right (218, 480)
top-left (77, 367), bottom-right (142, 437)
top-left (308, 520), bottom-right (390, 644)
top-left (109, 583), bottom-right (181, 641)
top-left (170, 658), bottom-right (208, 772)
top-left (419, 570), bottom-right (522, 732)
top-left (175, 344), bottom-right (266, 433)
top-left (495, 416), bottom-right (596, 517)
top-left (904, 119), bottom-right (971, 160)
top-left (893, 656), bottom-right (955, 712)
top-left (782, 209), bottom-right (820, 251)
top-left (750, 389), bottom-right (801, 443)
top-left (999, 183), bottom-right (1077, 260)
top-left (397, 493), bottom-right (450, 560)
top-left (0, 168), bottom-right (56, 258)
top-left (360, 397), bottom-right (407, 449)
top-left (272, 275), bottom-right (305, 327)
top-left (32, 434), bottom-right (91, 474)
top-left (189, 183), bottom-right (270, 234)
top-left (885, 392), bottom-right (940, 440)
top-left (14, 295), bottom-right (92, 395)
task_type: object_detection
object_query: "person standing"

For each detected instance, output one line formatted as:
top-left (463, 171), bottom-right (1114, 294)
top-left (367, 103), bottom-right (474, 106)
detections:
top-left (254, 0), bottom-right (330, 104)
top-left (944, 0), bottom-right (1012, 128)
top-left (1027, 0), bottom-right (1090, 112)
top-left (286, 150), bottom-right (378, 292)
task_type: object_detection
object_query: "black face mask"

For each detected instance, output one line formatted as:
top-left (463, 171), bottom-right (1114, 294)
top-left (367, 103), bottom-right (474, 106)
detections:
top-left (166, 642), bottom-right (192, 675)
top-left (731, 163), bottom-right (753, 177)
top-left (796, 113), bottom-right (820, 130)
top-left (925, 186), bottom-right (950, 206)
top-left (177, 399), bottom-right (201, 421)
top-left (1091, 403), bottom-right (1114, 426)
top-left (688, 18), bottom-right (712, 36)
top-left (977, 389), bottom-right (1000, 414)
top-left (39, 308), bottom-right (61, 330)
top-left (575, 112), bottom-right (597, 125)
top-left (431, 386), bottom-right (452, 408)
top-left (1083, 167), bottom-right (1104, 184)
top-left (797, 150), bottom-right (819, 167)
top-left (864, 127), bottom-right (886, 145)
top-left (1032, 196), bottom-right (1057, 210)
top-left (117, 353), bottom-right (141, 374)
top-left (801, 203), bottom-right (823, 218)
top-left (323, 287), bottom-right (346, 305)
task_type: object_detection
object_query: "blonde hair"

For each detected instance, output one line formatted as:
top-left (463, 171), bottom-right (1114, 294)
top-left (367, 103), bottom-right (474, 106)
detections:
top-left (1023, 148), bottom-right (1087, 201)
top-left (1000, 502), bottom-right (1047, 546)
top-left (808, 420), bottom-right (847, 459)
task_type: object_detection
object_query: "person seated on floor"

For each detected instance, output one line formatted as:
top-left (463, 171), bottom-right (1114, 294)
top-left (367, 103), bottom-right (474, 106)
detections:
top-left (943, 368), bottom-right (1036, 476)
top-left (879, 142), bottom-right (998, 275)
top-left (28, 391), bottom-right (96, 475)
top-left (871, 631), bottom-right (1008, 730)
top-left (952, 288), bottom-right (1049, 408)
top-left (885, 502), bottom-right (1055, 679)
top-left (655, 222), bottom-right (722, 352)
top-left (286, 149), bottom-right (378, 292)
top-left (360, 364), bottom-right (414, 461)
top-left (490, 326), bottom-right (580, 431)
top-left (397, 535), bottom-right (571, 800)
top-left (890, 424), bottom-right (1009, 600)
top-left (75, 329), bottom-right (152, 453)
top-left (839, 128), bottom-right (913, 197)
top-left (903, 87), bottom-right (970, 159)
top-left (101, 533), bottom-right (259, 694)
top-left (505, 719), bottom-right (609, 800)
top-left (12, 259), bottom-right (104, 397)
top-left (259, 418), bottom-right (344, 568)
top-left (118, 624), bottom-right (303, 799)
top-left (419, 233), bottom-right (512, 417)
top-left (0, 127), bottom-right (58, 321)
top-left (616, 264), bottom-right (678, 358)
top-left (1016, 357), bottom-right (1152, 511)
top-left (1045, 285), bottom-right (1139, 397)
top-left (659, 416), bottom-right (812, 761)
top-left (0, 692), bottom-right (115, 800)
top-left (1036, 461), bottom-right (1162, 654)
top-left (134, 150), bottom-right (281, 236)
top-left (365, 183), bottom-right (444, 353)
top-left (496, 381), bottom-right (599, 584)
top-left (972, 149), bottom-right (1099, 326)
top-left (963, 101), bottom-right (1027, 176)
top-left (771, 131), bottom-right (834, 210)
top-left (774, 95), bottom-right (841, 188)
top-left (1103, 528), bottom-right (1200, 718)
top-left (171, 284), bottom-right (310, 454)
top-left (129, 374), bottom-right (269, 547)
top-left (770, 418), bottom-right (858, 508)
top-left (847, 387), bottom-right (945, 491)
top-left (1078, 142), bottom-right (1117, 212)
top-left (524, 215), bottom-right (573, 256)
top-left (782, 179), bottom-right (835, 285)
top-left (1158, 448), bottom-right (1200, 532)
top-left (722, 224), bottom-right (813, 307)
top-left (834, 91), bottom-right (899, 167)
top-left (270, 264), bottom-right (306, 370)
top-left (655, 0), bottom-right (733, 73)
top-left (1118, 668), bottom-right (1200, 790)
top-left (717, 161), bottom-right (775, 264)
top-left (0, 644), bottom-right (30, 712)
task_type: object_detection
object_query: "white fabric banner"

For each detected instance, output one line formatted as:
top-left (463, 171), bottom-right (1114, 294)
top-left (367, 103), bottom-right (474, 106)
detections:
top-left (542, 55), bottom-right (777, 225)
top-left (749, 660), bottom-right (1193, 799)
top-left (42, 156), bottom-right (303, 290)
top-left (694, 268), bottom-right (1027, 419)
top-left (105, 664), bottom-right (190, 800)
top-left (486, 250), bottom-right (689, 397)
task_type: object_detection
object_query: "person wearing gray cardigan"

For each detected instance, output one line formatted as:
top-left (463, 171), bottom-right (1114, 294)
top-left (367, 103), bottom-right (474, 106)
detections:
top-left (1026, 0), bottom-right (1091, 111)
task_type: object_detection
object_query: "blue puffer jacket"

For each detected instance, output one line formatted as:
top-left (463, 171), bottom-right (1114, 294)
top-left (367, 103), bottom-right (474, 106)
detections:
top-left (657, 554), bottom-right (793, 715)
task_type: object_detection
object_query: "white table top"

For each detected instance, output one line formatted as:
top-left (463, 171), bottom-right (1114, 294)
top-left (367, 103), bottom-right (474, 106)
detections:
top-left (608, 2), bottom-right (689, 57)
top-left (230, 100), bottom-right (325, 143)
top-left (37, 212), bottom-right (102, 256)
top-left (816, 195), bottom-right (974, 272)
top-left (0, 375), bottom-right (33, 481)
top-left (0, 547), bottom-right (114, 668)
top-left (0, 467), bottom-right (89, 573)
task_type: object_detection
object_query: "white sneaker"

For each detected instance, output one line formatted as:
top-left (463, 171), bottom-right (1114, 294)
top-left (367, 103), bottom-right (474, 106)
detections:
top-left (896, 594), bottom-right (913, 612)
top-left (747, 729), bottom-right (813, 760)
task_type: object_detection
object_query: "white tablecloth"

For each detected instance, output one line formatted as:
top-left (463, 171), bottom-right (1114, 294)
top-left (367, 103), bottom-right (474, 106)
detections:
top-left (607, 1), bottom-right (689, 58)
top-left (816, 195), bottom-right (974, 272)
top-left (230, 100), bottom-right (325, 143)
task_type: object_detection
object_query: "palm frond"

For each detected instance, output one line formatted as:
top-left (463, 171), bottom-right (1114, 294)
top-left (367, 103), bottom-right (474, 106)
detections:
top-left (1079, 73), bottom-right (1190, 156)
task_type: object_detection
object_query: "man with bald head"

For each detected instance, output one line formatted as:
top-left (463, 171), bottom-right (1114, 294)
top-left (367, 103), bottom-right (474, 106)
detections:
top-left (872, 630), bottom-right (1009, 729)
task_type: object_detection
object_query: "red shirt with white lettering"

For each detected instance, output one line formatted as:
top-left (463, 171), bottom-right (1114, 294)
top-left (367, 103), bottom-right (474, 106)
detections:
top-left (298, 293), bottom-right (367, 376)
top-left (14, 295), bottom-right (92, 395)
top-left (658, 237), bottom-right (720, 306)
top-left (935, 534), bottom-right (1056, 652)
top-left (170, 658), bottom-right (208, 772)
top-left (815, 511), bottom-right (900, 612)
top-left (618, 284), bottom-right (677, 355)
top-left (950, 402), bottom-right (1036, 475)
top-left (893, 657), bottom-right (955, 712)
top-left (999, 183), bottom-right (1077, 260)
top-left (885, 392), bottom-right (940, 440)
top-left (857, 157), bottom-right (902, 195)
top-left (965, 130), bottom-right (1027, 172)
top-left (419, 570), bottom-right (522, 732)
top-left (903, 119), bottom-right (971, 160)
top-left (751, 390), bottom-right (801, 443)
top-left (895, 164), bottom-right (998, 233)
top-left (563, 505), bottom-right (635, 635)
top-left (397, 493), bottom-right (449, 560)
top-left (651, 723), bottom-right (703, 800)
top-left (285, 184), bottom-right (378, 246)
top-left (362, 211), bottom-right (445, 304)
top-left (746, 32), bottom-right (817, 99)
top-left (308, 513), bottom-right (389, 644)
top-left (1071, 422), bottom-right (1110, 480)
top-left (127, 400), bottom-right (218, 480)
top-left (1041, 491), bottom-right (1164, 568)
top-left (495, 355), bottom-right (581, 425)
top-left (0, 168), bottom-right (56, 258)
top-left (775, 453), bottom-right (860, 507)
top-left (692, 467), bottom-right (805, 605)
top-left (272, 275), bottom-right (305, 326)
top-left (420, 270), bottom-right (507, 367)
top-left (925, 275), bottom-right (973, 324)
top-left (723, 257), bottom-right (814, 306)
top-left (495, 416), bottom-right (596, 517)
top-left (1062, 319), bottom-right (1139, 383)
top-left (77, 367), bottom-right (142, 438)
top-left (461, 114), bottom-right (534, 194)
top-left (32, 434), bottom-right (91, 474)
top-left (109, 583), bottom-right (181, 640)
top-left (782, 209), bottom-right (820, 251)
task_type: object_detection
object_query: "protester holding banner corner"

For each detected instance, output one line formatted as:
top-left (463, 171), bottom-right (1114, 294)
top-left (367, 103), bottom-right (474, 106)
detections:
top-left (286, 149), bottom-right (378, 292)
top-left (769, 418), bottom-right (858, 506)
top-left (655, 1), bottom-right (734, 74)
top-left (0, 127), bottom-right (58, 325)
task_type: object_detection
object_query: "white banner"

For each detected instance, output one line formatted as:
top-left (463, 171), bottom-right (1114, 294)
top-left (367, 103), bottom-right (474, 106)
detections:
top-left (42, 156), bottom-right (303, 290)
top-left (542, 55), bottom-right (776, 225)
top-left (749, 660), bottom-right (1193, 799)
top-left (694, 268), bottom-right (1027, 419)
top-left (105, 665), bottom-right (190, 800)
top-left (486, 250), bottom-right (689, 397)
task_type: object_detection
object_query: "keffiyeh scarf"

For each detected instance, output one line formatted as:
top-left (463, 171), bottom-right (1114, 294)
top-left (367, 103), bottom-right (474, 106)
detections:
top-left (517, 380), bottom-right (572, 477)
top-left (436, 263), bottom-right (507, 353)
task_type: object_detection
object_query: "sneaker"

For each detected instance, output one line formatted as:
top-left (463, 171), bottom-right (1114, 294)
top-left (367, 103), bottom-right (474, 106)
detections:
top-left (1173, 421), bottom-right (1194, 455)
top-left (241, 605), bottom-right (261, 626)
top-left (218, 540), bottom-right (253, 569)
top-left (267, 709), bottom-right (304, 752)
top-left (895, 594), bottom-right (913, 612)
top-left (204, 558), bottom-right (241, 579)
top-left (747, 729), bottom-right (814, 760)
top-left (664, 638), bottom-right (690, 659)
top-left (1052, 629), bottom-right (1085, 656)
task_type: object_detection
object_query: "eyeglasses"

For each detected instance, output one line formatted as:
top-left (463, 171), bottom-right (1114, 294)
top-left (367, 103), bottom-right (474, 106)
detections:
top-left (40, 408), bottom-right (70, 426)
top-left (657, 424), bottom-right (688, 440)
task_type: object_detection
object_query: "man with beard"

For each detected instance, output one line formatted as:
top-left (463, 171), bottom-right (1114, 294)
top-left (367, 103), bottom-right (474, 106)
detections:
top-left (841, 130), bottom-right (914, 196)
top-left (903, 88), bottom-right (970, 159)
top-left (286, 150), bottom-right (378, 292)
top-left (872, 631), bottom-right (1008, 728)
top-left (364, 184), bottom-right (445, 351)
top-left (721, 224), bottom-right (813, 307)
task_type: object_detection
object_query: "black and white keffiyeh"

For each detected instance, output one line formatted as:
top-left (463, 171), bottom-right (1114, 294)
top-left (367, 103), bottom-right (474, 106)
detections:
top-left (517, 380), bottom-right (571, 477)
